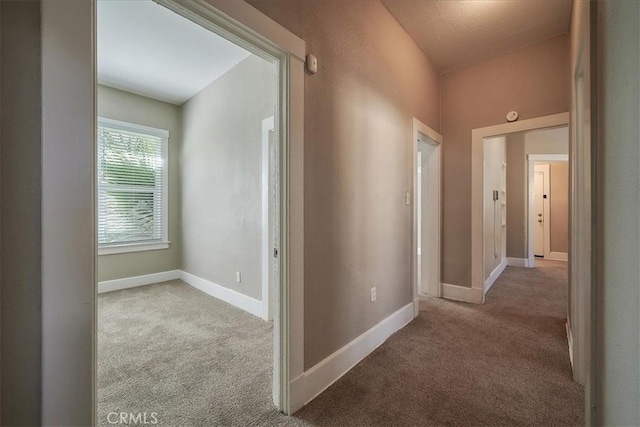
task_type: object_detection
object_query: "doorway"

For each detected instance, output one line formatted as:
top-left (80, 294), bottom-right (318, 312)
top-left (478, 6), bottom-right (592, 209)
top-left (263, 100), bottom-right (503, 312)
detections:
top-left (412, 118), bottom-right (442, 316)
top-left (95, 1), bottom-right (283, 423)
top-left (39, 0), bottom-right (305, 424)
top-left (527, 154), bottom-right (569, 266)
top-left (533, 164), bottom-right (549, 257)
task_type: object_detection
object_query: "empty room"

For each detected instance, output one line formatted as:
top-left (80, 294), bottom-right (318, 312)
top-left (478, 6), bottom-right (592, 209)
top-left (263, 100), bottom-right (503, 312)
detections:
top-left (95, 1), bottom-right (281, 424)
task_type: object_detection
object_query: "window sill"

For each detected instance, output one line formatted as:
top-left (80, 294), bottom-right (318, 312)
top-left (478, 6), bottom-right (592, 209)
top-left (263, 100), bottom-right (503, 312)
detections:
top-left (98, 241), bottom-right (170, 256)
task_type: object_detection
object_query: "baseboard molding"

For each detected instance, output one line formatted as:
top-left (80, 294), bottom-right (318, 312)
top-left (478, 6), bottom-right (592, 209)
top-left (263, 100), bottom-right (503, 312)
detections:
top-left (484, 258), bottom-right (508, 295)
top-left (290, 302), bottom-right (414, 413)
top-left (507, 257), bottom-right (530, 267)
top-left (441, 283), bottom-right (483, 304)
top-left (180, 270), bottom-right (264, 319)
top-left (548, 251), bottom-right (568, 261)
top-left (566, 320), bottom-right (574, 368)
top-left (98, 270), bottom-right (181, 293)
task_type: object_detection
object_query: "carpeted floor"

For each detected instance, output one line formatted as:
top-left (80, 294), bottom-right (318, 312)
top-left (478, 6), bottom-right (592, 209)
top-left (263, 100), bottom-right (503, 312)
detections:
top-left (98, 280), bottom-right (279, 427)
top-left (98, 260), bottom-right (584, 426)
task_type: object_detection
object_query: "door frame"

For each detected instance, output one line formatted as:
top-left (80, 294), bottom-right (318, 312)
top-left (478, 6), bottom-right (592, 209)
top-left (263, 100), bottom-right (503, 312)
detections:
top-left (534, 163), bottom-right (551, 259)
top-left (40, 0), bottom-right (305, 423)
top-left (262, 116), bottom-right (275, 321)
top-left (528, 155), bottom-right (569, 266)
top-left (471, 113), bottom-right (569, 300)
top-left (411, 118), bottom-right (442, 317)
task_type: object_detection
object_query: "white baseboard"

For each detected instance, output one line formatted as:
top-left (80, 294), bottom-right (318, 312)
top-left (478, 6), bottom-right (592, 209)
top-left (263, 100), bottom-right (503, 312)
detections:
top-left (566, 320), bottom-right (574, 368)
top-left (548, 251), bottom-right (568, 261)
top-left (98, 270), bottom-right (181, 293)
top-left (290, 302), bottom-right (414, 413)
top-left (507, 257), bottom-right (530, 267)
top-left (180, 270), bottom-right (264, 319)
top-left (484, 258), bottom-right (508, 295)
top-left (441, 283), bottom-right (483, 304)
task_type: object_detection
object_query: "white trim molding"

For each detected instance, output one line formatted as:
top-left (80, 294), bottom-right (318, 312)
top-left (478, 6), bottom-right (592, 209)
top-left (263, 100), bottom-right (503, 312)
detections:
top-left (507, 257), bottom-right (531, 267)
top-left (290, 302), bottom-right (414, 413)
top-left (180, 270), bottom-right (264, 319)
top-left (441, 283), bottom-right (484, 304)
top-left (98, 270), bottom-right (181, 293)
top-left (548, 252), bottom-right (569, 261)
top-left (484, 258), bottom-right (507, 295)
top-left (98, 270), bottom-right (268, 320)
top-left (566, 320), bottom-right (574, 368)
top-left (411, 117), bottom-right (443, 318)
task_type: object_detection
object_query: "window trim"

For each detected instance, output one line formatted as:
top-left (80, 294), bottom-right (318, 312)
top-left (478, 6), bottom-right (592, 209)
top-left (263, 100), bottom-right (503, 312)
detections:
top-left (97, 117), bottom-right (170, 255)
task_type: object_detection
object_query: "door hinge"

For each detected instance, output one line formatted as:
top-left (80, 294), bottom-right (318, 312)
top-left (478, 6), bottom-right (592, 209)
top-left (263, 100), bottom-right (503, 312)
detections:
top-left (273, 247), bottom-right (279, 258)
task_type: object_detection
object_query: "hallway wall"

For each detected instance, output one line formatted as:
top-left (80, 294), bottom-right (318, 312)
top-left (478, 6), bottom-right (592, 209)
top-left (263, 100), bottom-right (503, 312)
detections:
top-left (548, 161), bottom-right (569, 253)
top-left (246, 0), bottom-right (440, 369)
top-left (595, 0), bottom-right (640, 424)
top-left (441, 34), bottom-right (570, 287)
top-left (0, 2), bottom-right (42, 424)
top-left (483, 136), bottom-right (506, 279)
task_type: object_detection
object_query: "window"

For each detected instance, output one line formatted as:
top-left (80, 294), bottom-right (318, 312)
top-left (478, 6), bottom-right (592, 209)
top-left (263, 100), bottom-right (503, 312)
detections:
top-left (97, 118), bottom-right (169, 255)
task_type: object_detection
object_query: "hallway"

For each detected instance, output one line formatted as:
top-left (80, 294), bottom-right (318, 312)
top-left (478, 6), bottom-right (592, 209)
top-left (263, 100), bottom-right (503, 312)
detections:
top-left (286, 260), bottom-right (584, 426)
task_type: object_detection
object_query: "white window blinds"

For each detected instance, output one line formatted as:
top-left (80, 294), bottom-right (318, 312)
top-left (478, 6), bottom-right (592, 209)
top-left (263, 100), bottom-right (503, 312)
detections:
top-left (97, 118), bottom-right (168, 247)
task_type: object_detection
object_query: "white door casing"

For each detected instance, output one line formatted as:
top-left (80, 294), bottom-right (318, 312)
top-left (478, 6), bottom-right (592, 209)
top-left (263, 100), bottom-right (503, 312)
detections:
top-left (411, 117), bottom-right (442, 317)
top-left (533, 164), bottom-right (550, 257)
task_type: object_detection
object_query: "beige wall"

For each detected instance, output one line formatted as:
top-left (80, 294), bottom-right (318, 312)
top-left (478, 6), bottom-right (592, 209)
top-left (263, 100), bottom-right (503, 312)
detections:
top-left (548, 161), bottom-right (568, 253)
top-left (505, 127), bottom-right (569, 258)
top-left (0, 2), bottom-right (42, 424)
top-left (595, 1), bottom-right (640, 424)
top-left (246, 0), bottom-right (440, 369)
top-left (441, 34), bottom-right (569, 287)
top-left (505, 132), bottom-right (526, 258)
top-left (181, 55), bottom-right (275, 301)
top-left (97, 85), bottom-right (182, 282)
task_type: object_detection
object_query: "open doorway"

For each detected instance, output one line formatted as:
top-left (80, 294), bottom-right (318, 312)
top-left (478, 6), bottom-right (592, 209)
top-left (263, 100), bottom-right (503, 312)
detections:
top-left (95, 1), bottom-right (285, 424)
top-left (480, 125), bottom-right (569, 295)
top-left (411, 118), bottom-right (442, 315)
top-left (528, 154), bottom-right (570, 264)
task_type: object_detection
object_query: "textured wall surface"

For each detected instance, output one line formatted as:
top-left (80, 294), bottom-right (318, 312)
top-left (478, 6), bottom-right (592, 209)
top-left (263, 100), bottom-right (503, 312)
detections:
top-left (595, 0), bottom-right (640, 424)
top-left (181, 55), bottom-right (275, 301)
top-left (483, 136), bottom-right (506, 278)
top-left (441, 34), bottom-right (569, 287)
top-left (97, 85), bottom-right (182, 282)
top-left (246, 0), bottom-right (440, 369)
top-left (548, 161), bottom-right (569, 253)
top-left (0, 2), bottom-right (42, 424)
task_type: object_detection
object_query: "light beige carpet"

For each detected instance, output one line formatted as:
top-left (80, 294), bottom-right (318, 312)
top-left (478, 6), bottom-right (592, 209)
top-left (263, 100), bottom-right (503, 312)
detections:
top-left (97, 280), bottom-right (284, 427)
top-left (99, 260), bottom-right (583, 426)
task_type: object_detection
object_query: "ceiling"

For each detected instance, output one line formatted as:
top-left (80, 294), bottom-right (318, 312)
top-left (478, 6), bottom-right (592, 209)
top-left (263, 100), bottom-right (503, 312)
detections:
top-left (97, 0), bottom-right (250, 105)
top-left (381, 0), bottom-right (572, 73)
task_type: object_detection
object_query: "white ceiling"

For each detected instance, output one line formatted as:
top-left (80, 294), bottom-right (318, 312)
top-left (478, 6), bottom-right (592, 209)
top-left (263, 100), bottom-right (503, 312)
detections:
top-left (381, 0), bottom-right (572, 73)
top-left (97, 0), bottom-right (251, 105)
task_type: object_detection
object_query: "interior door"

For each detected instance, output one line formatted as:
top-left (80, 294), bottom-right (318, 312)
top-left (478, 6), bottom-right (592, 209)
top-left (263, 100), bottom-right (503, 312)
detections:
top-left (534, 165), bottom-right (547, 256)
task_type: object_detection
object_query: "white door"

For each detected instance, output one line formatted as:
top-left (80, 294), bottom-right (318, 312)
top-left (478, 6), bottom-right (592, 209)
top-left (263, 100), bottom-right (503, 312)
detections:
top-left (533, 164), bottom-right (549, 257)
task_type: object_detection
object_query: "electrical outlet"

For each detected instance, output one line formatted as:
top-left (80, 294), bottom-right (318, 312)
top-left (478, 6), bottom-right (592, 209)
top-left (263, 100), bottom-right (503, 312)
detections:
top-left (236, 272), bottom-right (242, 283)
top-left (370, 287), bottom-right (377, 302)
